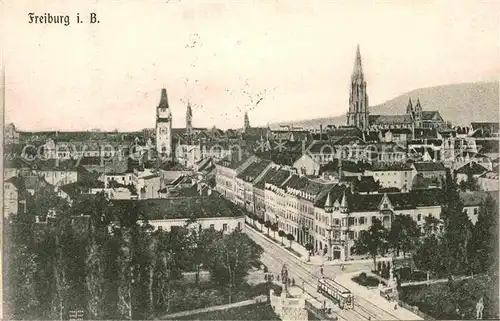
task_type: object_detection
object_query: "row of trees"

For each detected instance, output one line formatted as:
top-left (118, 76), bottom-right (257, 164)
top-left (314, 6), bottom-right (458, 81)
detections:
top-left (5, 191), bottom-right (263, 320)
top-left (353, 170), bottom-right (498, 279)
top-left (246, 213), bottom-right (296, 247)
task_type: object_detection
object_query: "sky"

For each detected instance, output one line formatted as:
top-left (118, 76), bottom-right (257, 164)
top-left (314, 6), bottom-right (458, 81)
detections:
top-left (3, 0), bottom-right (499, 131)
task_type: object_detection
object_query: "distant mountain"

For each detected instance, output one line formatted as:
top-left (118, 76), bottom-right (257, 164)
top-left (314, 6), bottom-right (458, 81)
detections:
top-left (270, 81), bottom-right (499, 129)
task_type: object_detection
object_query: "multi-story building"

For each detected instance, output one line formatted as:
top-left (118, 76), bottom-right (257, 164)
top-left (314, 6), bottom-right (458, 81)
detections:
top-left (111, 193), bottom-right (245, 233)
top-left (478, 170), bottom-right (499, 191)
top-left (364, 163), bottom-right (414, 191)
top-left (215, 151), bottom-right (258, 203)
top-left (235, 159), bottom-right (273, 212)
top-left (315, 188), bottom-right (444, 261)
top-left (281, 175), bottom-right (336, 246)
top-left (4, 177), bottom-right (27, 217)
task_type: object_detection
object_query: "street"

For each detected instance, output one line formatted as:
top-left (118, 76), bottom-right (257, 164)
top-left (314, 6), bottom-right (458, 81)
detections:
top-left (245, 225), bottom-right (414, 320)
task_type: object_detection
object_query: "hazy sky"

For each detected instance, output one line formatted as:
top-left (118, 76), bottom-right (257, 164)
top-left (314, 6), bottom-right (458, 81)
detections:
top-left (4, 0), bottom-right (499, 131)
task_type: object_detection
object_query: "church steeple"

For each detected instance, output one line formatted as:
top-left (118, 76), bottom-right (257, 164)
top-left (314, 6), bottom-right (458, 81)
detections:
top-left (406, 97), bottom-right (413, 115)
top-left (159, 88), bottom-right (169, 109)
top-left (186, 102), bottom-right (193, 135)
top-left (347, 44), bottom-right (369, 130)
top-left (352, 44), bottom-right (364, 81)
top-left (244, 112), bottom-right (250, 132)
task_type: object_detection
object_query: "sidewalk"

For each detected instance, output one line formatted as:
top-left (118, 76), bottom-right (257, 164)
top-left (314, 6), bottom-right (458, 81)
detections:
top-left (245, 220), bottom-right (396, 267)
top-left (335, 271), bottom-right (423, 320)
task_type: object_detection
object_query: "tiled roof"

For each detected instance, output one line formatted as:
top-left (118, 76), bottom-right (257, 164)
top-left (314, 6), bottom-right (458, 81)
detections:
top-left (413, 162), bottom-right (446, 172)
top-left (369, 163), bottom-right (412, 171)
top-left (332, 136), bottom-right (366, 146)
top-left (319, 159), bottom-right (372, 174)
top-left (326, 127), bottom-right (363, 138)
top-left (421, 111), bottom-right (443, 121)
top-left (345, 188), bottom-right (444, 212)
top-left (110, 194), bottom-right (242, 220)
top-left (380, 128), bottom-right (412, 135)
top-left (236, 159), bottom-right (272, 182)
top-left (256, 167), bottom-right (291, 189)
top-left (307, 141), bottom-right (337, 154)
top-left (216, 151), bottom-right (254, 170)
top-left (369, 114), bottom-right (413, 125)
top-left (455, 162), bottom-right (489, 175)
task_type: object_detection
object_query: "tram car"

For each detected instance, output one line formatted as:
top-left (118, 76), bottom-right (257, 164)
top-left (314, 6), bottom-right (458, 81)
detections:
top-left (317, 278), bottom-right (354, 309)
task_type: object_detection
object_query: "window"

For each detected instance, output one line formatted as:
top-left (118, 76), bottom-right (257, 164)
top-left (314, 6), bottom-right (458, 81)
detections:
top-left (237, 222), bottom-right (241, 230)
top-left (223, 224), bottom-right (228, 231)
top-left (474, 208), bottom-right (478, 215)
top-left (210, 224), bottom-right (215, 229)
top-left (417, 214), bottom-right (421, 221)
top-left (383, 204), bottom-right (388, 209)
top-left (359, 217), bottom-right (365, 225)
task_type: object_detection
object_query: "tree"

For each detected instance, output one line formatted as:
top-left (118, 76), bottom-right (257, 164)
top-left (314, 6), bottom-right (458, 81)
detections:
top-left (388, 215), bottom-right (421, 257)
top-left (204, 230), bottom-right (263, 304)
top-left (423, 214), bottom-right (441, 237)
top-left (286, 233), bottom-right (295, 248)
top-left (264, 220), bottom-right (271, 235)
top-left (468, 194), bottom-right (499, 275)
top-left (271, 222), bottom-right (278, 239)
top-left (278, 230), bottom-right (286, 245)
top-left (305, 243), bottom-right (314, 254)
top-left (257, 218), bottom-right (265, 232)
top-left (413, 234), bottom-right (441, 280)
top-left (352, 218), bottom-right (387, 270)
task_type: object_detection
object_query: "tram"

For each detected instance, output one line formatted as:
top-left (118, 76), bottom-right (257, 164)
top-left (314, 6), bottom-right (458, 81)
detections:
top-left (317, 278), bottom-right (354, 309)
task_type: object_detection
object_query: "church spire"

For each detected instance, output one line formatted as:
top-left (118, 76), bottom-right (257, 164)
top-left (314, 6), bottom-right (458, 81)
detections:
top-left (406, 97), bottom-right (413, 115)
top-left (244, 112), bottom-right (250, 132)
top-left (186, 102), bottom-right (193, 135)
top-left (352, 44), bottom-right (364, 80)
top-left (347, 44), bottom-right (369, 130)
top-left (159, 88), bottom-right (169, 109)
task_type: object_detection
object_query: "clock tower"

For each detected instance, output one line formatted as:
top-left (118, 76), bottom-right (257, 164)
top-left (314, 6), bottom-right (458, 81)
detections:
top-left (156, 88), bottom-right (172, 158)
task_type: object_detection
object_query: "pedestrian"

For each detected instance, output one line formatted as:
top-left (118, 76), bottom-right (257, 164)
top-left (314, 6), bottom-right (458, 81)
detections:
top-left (320, 266), bottom-right (324, 275)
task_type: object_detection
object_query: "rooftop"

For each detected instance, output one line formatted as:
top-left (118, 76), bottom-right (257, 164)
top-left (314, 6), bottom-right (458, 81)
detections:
top-left (413, 162), bottom-right (446, 172)
top-left (110, 194), bottom-right (242, 220)
top-left (236, 159), bottom-right (272, 182)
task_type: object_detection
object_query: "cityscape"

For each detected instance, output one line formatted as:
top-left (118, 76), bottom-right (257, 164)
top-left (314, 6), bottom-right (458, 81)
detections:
top-left (3, 42), bottom-right (499, 320)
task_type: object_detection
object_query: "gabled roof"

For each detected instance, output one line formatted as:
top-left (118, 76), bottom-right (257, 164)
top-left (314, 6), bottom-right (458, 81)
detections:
top-left (255, 167), bottom-right (291, 189)
top-left (216, 151), bottom-right (254, 170)
top-left (369, 163), bottom-right (412, 171)
top-left (110, 194), bottom-right (242, 220)
top-left (455, 162), bottom-right (489, 175)
top-left (413, 162), bottom-right (446, 172)
top-left (236, 159), bottom-right (272, 182)
top-left (369, 114), bottom-right (412, 125)
top-left (421, 111), bottom-right (443, 121)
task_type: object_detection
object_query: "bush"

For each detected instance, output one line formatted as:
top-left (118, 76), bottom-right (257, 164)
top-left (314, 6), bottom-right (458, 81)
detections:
top-left (399, 275), bottom-right (499, 320)
top-left (352, 272), bottom-right (385, 287)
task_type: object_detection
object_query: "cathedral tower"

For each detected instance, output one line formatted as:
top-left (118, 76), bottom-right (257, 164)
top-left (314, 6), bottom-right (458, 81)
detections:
top-left (414, 97), bottom-right (423, 127)
top-left (186, 102), bottom-right (193, 135)
top-left (156, 88), bottom-right (173, 158)
top-left (244, 111), bottom-right (250, 132)
top-left (347, 45), bottom-right (369, 130)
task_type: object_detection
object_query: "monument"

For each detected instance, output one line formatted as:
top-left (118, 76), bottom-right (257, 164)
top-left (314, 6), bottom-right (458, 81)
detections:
top-left (270, 264), bottom-right (308, 321)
